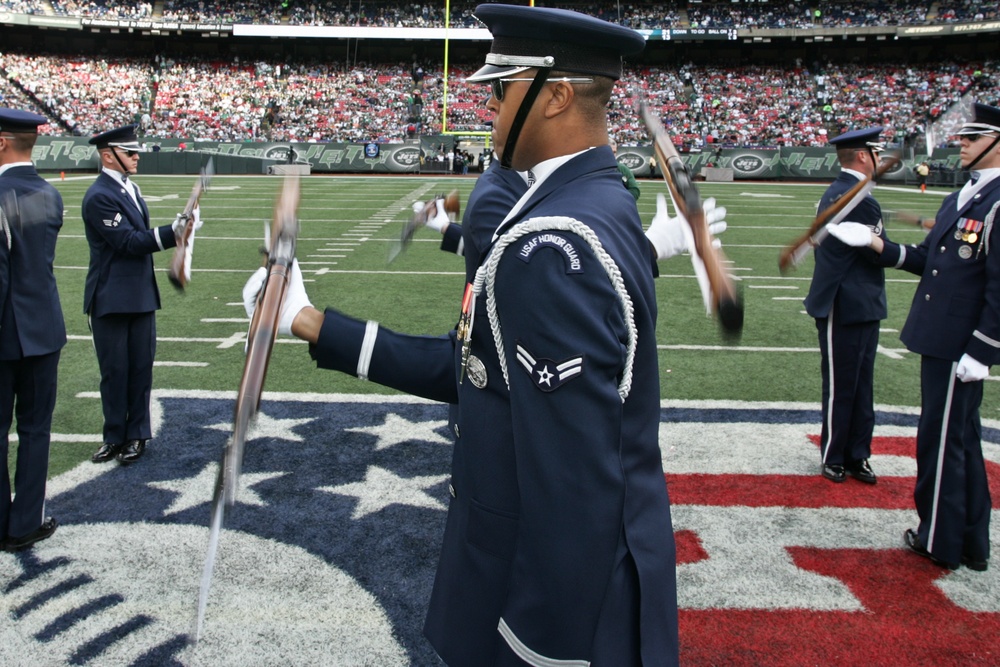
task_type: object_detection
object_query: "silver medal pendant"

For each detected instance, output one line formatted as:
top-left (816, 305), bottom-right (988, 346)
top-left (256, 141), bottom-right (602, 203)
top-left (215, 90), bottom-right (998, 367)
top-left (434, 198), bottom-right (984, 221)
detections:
top-left (466, 355), bottom-right (488, 389)
top-left (958, 245), bottom-right (973, 259)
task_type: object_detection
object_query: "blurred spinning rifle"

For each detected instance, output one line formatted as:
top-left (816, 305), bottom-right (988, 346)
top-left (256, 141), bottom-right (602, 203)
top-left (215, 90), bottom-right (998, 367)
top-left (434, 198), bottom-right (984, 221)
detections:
top-left (387, 190), bottom-right (460, 263)
top-left (193, 172), bottom-right (299, 642)
top-left (778, 152), bottom-right (900, 274)
top-left (168, 157), bottom-right (214, 290)
top-left (639, 102), bottom-right (744, 339)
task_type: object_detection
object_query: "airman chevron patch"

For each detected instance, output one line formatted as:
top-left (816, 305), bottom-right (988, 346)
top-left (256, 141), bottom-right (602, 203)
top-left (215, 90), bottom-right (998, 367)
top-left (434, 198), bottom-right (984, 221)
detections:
top-left (515, 342), bottom-right (583, 391)
top-left (103, 212), bottom-right (122, 227)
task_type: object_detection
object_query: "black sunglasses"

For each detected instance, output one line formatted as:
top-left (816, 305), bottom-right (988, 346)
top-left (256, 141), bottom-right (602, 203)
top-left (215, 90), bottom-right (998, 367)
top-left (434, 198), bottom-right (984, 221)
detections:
top-left (489, 76), bottom-right (595, 102)
top-left (962, 132), bottom-right (998, 142)
top-left (116, 147), bottom-right (140, 157)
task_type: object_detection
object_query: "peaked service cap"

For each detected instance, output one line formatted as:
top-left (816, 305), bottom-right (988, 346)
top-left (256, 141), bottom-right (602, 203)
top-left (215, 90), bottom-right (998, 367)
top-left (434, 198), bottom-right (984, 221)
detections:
top-left (828, 126), bottom-right (885, 151)
top-left (89, 124), bottom-right (143, 151)
top-left (956, 102), bottom-right (1000, 135)
top-left (0, 108), bottom-right (48, 133)
top-left (467, 4), bottom-right (646, 83)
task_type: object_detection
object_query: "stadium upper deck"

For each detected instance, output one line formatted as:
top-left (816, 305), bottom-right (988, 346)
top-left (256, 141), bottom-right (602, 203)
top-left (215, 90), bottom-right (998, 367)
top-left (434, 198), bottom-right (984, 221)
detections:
top-left (2, 0), bottom-right (995, 29)
top-left (0, 0), bottom-right (997, 147)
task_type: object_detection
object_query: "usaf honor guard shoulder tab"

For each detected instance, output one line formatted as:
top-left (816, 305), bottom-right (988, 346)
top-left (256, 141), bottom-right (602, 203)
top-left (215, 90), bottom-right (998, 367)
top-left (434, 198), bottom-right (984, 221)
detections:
top-left (515, 341), bottom-right (583, 392)
top-left (516, 231), bottom-right (584, 273)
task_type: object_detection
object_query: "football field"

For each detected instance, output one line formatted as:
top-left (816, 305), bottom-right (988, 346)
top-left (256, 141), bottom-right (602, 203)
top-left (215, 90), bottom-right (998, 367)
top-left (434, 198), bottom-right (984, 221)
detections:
top-left (2, 171), bottom-right (998, 666)
top-left (44, 171), bottom-right (995, 476)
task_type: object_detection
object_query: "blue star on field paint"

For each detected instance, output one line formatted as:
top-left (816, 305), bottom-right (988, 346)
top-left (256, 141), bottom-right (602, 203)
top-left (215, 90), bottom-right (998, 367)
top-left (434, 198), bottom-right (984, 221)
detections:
top-left (2, 392), bottom-right (998, 667)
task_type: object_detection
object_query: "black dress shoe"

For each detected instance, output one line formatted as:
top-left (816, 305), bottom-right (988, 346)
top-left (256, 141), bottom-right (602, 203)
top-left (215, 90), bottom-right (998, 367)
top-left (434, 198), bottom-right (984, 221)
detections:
top-left (904, 529), bottom-right (958, 570)
top-left (846, 459), bottom-right (877, 485)
top-left (92, 442), bottom-right (124, 463)
top-left (4, 517), bottom-right (58, 551)
top-left (821, 464), bottom-right (846, 483)
top-left (117, 439), bottom-right (146, 465)
top-left (961, 555), bottom-right (989, 572)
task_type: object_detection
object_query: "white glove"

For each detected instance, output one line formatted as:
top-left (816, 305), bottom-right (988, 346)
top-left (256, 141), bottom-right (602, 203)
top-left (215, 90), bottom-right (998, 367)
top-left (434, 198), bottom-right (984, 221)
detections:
top-left (703, 197), bottom-right (728, 246)
top-left (645, 194), bottom-right (727, 260)
top-left (645, 193), bottom-right (687, 260)
top-left (424, 198), bottom-right (451, 232)
top-left (826, 221), bottom-right (873, 247)
top-left (172, 205), bottom-right (204, 234)
top-left (184, 228), bottom-right (195, 282)
top-left (278, 259), bottom-right (312, 335)
top-left (242, 267), bottom-right (266, 318)
top-left (240, 260), bottom-right (312, 336)
top-left (956, 353), bottom-right (989, 383)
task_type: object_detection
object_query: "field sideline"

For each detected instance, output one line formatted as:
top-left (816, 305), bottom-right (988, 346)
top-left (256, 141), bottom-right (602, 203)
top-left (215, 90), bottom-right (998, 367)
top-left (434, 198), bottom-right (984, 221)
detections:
top-left (27, 172), bottom-right (998, 477)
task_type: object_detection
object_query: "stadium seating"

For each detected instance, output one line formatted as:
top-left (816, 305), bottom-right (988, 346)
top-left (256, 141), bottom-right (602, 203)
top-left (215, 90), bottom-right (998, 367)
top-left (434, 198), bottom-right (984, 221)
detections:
top-left (1, 48), bottom-right (996, 148)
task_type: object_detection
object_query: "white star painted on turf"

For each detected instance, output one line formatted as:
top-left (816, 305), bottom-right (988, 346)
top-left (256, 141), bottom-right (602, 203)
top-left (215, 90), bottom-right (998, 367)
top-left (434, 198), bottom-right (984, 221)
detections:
top-left (536, 365), bottom-right (553, 386)
top-left (148, 463), bottom-right (288, 515)
top-left (205, 411), bottom-right (316, 442)
top-left (346, 413), bottom-right (450, 451)
top-left (317, 466), bottom-right (449, 519)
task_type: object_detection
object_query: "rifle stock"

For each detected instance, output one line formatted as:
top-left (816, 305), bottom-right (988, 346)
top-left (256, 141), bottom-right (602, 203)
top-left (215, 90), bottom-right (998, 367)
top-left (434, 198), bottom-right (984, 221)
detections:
top-left (388, 190), bottom-right (461, 263)
top-left (195, 172), bottom-right (299, 641)
top-left (778, 153), bottom-right (899, 274)
top-left (641, 103), bottom-right (744, 338)
top-left (168, 158), bottom-right (214, 290)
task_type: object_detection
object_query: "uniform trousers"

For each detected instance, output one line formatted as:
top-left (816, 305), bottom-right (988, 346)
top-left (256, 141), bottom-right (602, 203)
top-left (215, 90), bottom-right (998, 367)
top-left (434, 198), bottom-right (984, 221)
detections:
top-left (816, 308), bottom-right (879, 467)
top-left (914, 355), bottom-right (991, 566)
top-left (0, 350), bottom-right (60, 539)
top-left (90, 311), bottom-right (156, 445)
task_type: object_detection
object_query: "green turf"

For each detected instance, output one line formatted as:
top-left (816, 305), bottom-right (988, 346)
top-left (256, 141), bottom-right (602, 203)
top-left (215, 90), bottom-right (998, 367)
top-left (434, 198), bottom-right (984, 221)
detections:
top-left (19, 173), bottom-right (996, 479)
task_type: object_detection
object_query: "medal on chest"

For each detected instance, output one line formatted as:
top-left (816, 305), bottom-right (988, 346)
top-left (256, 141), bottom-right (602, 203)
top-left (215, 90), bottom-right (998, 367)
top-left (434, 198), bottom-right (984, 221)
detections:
top-left (955, 217), bottom-right (983, 244)
top-left (954, 217), bottom-right (989, 259)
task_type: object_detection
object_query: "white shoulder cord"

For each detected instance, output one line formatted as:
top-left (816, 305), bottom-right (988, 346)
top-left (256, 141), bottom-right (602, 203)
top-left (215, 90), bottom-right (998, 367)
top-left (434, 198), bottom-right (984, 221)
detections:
top-left (981, 199), bottom-right (1000, 257)
top-left (472, 216), bottom-right (637, 402)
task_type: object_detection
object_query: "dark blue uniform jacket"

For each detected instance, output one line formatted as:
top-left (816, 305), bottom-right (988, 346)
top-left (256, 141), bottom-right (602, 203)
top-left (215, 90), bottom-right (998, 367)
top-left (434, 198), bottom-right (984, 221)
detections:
top-left (804, 171), bottom-right (888, 325)
top-left (312, 146), bottom-right (677, 666)
top-left (81, 171), bottom-right (176, 317)
top-left (0, 165), bottom-right (66, 359)
top-left (876, 177), bottom-right (1000, 364)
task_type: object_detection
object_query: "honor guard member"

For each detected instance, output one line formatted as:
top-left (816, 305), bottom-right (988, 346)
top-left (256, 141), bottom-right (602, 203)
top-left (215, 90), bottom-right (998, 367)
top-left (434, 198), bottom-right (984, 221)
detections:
top-left (244, 5), bottom-right (679, 665)
top-left (0, 109), bottom-right (65, 551)
top-left (829, 101), bottom-right (1000, 572)
top-left (423, 153), bottom-right (725, 279)
top-left (83, 125), bottom-right (188, 466)
top-left (804, 126), bottom-right (888, 485)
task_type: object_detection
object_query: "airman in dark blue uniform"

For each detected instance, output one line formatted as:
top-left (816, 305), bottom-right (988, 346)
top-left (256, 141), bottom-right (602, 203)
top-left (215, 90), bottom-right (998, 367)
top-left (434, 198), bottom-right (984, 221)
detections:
top-left (245, 6), bottom-right (679, 664)
top-left (83, 125), bottom-right (179, 466)
top-left (0, 108), bottom-right (65, 551)
top-left (829, 102), bottom-right (1000, 572)
top-left (804, 126), bottom-right (888, 485)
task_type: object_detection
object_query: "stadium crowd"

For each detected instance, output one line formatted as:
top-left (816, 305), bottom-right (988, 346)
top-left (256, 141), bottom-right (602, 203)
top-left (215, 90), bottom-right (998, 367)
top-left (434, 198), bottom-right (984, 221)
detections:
top-left (3, 0), bottom-right (996, 28)
top-left (1, 48), bottom-right (996, 148)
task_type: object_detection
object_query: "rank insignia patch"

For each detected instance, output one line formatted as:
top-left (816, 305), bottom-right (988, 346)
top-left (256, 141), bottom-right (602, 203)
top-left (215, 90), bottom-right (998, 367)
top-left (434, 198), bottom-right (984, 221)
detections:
top-left (515, 342), bottom-right (583, 392)
top-left (103, 212), bottom-right (122, 227)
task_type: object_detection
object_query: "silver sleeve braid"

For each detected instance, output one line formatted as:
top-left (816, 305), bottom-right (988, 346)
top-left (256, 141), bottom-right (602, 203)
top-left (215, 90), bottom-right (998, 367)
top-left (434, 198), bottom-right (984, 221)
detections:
top-left (472, 216), bottom-right (637, 402)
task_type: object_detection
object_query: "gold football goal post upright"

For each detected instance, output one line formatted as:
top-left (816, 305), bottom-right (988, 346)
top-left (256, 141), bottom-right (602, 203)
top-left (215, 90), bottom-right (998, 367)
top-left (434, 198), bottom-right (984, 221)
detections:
top-left (440, 0), bottom-right (493, 145)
